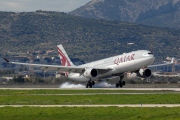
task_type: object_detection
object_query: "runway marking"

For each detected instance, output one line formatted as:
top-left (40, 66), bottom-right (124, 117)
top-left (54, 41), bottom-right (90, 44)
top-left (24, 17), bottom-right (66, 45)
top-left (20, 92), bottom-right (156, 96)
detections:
top-left (0, 92), bottom-right (179, 97)
top-left (0, 88), bottom-right (180, 91)
top-left (0, 104), bottom-right (180, 108)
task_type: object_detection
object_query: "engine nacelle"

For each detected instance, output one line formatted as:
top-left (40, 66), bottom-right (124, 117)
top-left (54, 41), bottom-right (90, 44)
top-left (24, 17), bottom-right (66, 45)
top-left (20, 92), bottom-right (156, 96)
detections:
top-left (138, 68), bottom-right (152, 78)
top-left (83, 68), bottom-right (98, 78)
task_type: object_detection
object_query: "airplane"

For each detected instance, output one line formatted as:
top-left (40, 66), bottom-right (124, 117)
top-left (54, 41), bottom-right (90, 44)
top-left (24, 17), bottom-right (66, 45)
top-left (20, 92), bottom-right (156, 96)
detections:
top-left (4, 44), bottom-right (173, 88)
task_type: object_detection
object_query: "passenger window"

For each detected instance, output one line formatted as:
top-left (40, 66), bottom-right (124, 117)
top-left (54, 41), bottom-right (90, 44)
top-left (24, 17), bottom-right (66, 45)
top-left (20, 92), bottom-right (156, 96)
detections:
top-left (148, 53), bottom-right (153, 55)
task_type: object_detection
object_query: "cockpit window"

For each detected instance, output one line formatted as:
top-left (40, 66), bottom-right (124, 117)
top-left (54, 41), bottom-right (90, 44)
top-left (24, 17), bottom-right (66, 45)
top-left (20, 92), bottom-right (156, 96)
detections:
top-left (143, 52), bottom-right (154, 56)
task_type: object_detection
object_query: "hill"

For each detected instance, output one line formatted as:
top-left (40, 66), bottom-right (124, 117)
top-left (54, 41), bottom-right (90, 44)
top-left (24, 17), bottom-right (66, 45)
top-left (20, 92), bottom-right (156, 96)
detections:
top-left (0, 11), bottom-right (179, 63)
top-left (69, 0), bottom-right (180, 29)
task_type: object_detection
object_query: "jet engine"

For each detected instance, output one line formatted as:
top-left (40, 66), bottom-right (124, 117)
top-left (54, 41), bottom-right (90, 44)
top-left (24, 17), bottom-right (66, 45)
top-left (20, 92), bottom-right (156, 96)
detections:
top-left (83, 68), bottom-right (98, 78)
top-left (138, 68), bottom-right (152, 78)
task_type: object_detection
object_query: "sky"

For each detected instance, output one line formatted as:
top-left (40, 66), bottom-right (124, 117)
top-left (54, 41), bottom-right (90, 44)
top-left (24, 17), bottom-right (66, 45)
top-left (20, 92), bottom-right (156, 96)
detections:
top-left (0, 0), bottom-right (91, 12)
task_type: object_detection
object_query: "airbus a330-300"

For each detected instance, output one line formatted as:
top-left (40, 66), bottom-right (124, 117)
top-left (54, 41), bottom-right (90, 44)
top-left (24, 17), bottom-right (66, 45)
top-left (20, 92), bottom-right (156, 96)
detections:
top-left (4, 44), bottom-right (172, 88)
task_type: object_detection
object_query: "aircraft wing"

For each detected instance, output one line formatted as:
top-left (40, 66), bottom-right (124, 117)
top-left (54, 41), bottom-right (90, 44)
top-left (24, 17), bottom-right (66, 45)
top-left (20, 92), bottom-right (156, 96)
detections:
top-left (148, 62), bottom-right (173, 68)
top-left (4, 58), bottom-right (112, 74)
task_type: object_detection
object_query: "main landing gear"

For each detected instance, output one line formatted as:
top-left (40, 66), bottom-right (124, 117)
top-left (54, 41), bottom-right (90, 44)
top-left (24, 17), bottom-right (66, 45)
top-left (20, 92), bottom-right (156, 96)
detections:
top-left (86, 80), bottom-right (95, 88)
top-left (116, 75), bottom-right (125, 88)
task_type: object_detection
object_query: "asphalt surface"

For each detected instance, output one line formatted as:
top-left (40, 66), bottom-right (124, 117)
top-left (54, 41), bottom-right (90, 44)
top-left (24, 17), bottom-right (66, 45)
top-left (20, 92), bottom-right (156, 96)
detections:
top-left (0, 88), bottom-right (180, 91)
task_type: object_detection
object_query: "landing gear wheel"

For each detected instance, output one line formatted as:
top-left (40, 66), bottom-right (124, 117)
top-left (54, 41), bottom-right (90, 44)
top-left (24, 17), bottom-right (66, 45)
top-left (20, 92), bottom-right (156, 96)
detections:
top-left (88, 81), bottom-right (92, 88)
top-left (116, 83), bottom-right (119, 88)
top-left (86, 84), bottom-right (89, 88)
top-left (119, 81), bottom-right (123, 88)
top-left (122, 81), bottom-right (125, 85)
top-left (116, 81), bottom-right (123, 88)
top-left (116, 75), bottom-right (125, 88)
top-left (86, 80), bottom-right (95, 88)
top-left (92, 81), bottom-right (95, 86)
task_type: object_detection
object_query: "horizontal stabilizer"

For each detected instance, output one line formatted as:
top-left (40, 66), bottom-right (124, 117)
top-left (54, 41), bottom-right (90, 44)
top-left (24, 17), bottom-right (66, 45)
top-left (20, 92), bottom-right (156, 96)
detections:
top-left (3, 58), bottom-right (10, 63)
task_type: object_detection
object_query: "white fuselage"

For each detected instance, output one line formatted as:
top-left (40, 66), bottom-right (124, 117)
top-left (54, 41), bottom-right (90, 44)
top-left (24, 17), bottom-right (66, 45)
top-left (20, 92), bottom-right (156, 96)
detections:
top-left (67, 50), bottom-right (155, 82)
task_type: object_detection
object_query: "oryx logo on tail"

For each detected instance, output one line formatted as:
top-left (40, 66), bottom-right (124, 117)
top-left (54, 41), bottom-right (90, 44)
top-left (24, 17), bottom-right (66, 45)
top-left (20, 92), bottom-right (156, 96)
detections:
top-left (58, 47), bottom-right (71, 66)
top-left (57, 45), bottom-right (75, 66)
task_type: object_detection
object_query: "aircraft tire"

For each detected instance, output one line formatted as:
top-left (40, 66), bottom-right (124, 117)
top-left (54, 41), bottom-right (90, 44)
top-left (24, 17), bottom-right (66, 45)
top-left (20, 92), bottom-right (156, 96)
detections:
top-left (119, 81), bottom-right (123, 88)
top-left (92, 81), bottom-right (95, 86)
top-left (88, 81), bottom-right (92, 88)
top-left (116, 83), bottom-right (119, 88)
top-left (122, 81), bottom-right (125, 85)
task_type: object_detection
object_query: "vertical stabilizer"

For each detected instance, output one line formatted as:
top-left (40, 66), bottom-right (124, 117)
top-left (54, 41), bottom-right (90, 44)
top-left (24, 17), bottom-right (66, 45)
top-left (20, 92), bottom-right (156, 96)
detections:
top-left (57, 44), bottom-right (75, 66)
top-left (171, 57), bottom-right (175, 63)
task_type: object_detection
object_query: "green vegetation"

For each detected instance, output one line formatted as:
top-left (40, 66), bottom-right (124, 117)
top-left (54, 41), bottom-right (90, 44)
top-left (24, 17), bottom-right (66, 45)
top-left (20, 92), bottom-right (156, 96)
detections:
top-left (0, 107), bottom-right (180, 120)
top-left (1, 94), bottom-right (179, 105)
top-left (0, 11), bottom-right (179, 62)
top-left (0, 89), bottom-right (180, 120)
top-left (0, 90), bottom-right (180, 105)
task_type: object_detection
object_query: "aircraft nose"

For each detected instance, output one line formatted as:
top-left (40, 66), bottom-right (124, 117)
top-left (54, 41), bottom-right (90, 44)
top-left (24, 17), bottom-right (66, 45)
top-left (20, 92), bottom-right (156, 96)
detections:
top-left (151, 56), bottom-right (155, 63)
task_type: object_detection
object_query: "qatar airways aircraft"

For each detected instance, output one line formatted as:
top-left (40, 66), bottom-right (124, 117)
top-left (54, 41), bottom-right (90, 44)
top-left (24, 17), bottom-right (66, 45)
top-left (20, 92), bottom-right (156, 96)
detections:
top-left (4, 44), bottom-right (172, 88)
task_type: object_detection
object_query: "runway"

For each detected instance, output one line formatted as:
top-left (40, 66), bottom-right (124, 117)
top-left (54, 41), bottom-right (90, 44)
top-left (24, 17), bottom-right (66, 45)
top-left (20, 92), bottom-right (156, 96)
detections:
top-left (0, 88), bottom-right (180, 91)
top-left (0, 104), bottom-right (180, 108)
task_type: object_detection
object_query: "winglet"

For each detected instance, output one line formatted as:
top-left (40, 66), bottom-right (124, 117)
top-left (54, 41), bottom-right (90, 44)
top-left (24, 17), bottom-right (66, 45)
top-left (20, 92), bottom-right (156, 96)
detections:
top-left (3, 58), bottom-right (10, 63)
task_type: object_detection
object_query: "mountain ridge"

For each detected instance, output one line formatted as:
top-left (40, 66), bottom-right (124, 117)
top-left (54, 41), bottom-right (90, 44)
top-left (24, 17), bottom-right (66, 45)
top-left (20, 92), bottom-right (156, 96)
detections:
top-left (0, 11), bottom-right (179, 62)
top-left (69, 0), bottom-right (180, 28)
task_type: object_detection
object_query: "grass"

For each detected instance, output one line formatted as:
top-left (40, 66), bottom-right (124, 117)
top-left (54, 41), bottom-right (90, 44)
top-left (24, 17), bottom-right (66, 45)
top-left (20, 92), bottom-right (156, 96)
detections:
top-left (0, 90), bottom-right (179, 105)
top-left (1, 94), bottom-right (180, 105)
top-left (0, 107), bottom-right (180, 120)
top-left (0, 89), bottom-right (180, 120)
